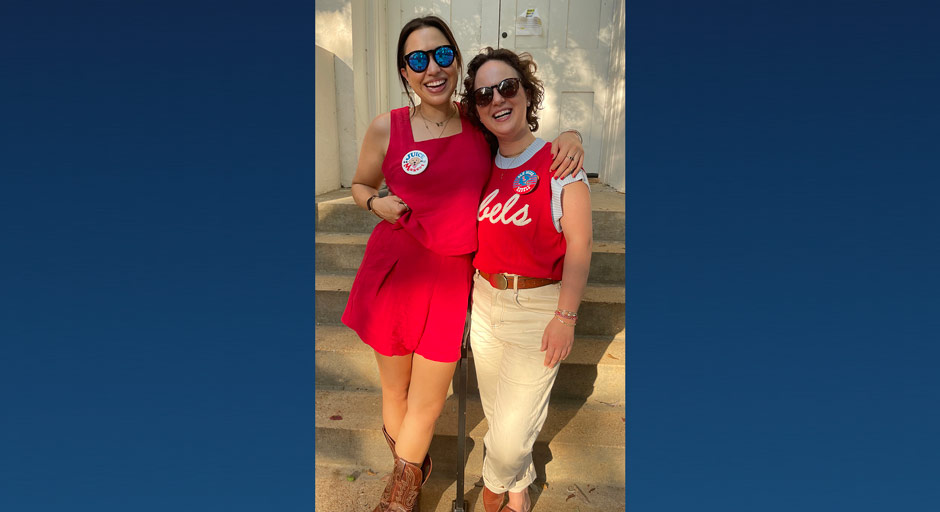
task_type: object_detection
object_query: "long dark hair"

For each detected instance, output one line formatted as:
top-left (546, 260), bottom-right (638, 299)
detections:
top-left (396, 16), bottom-right (463, 110)
top-left (460, 47), bottom-right (545, 154)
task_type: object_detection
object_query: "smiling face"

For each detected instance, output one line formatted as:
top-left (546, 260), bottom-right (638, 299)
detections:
top-left (473, 60), bottom-right (531, 145)
top-left (399, 27), bottom-right (459, 108)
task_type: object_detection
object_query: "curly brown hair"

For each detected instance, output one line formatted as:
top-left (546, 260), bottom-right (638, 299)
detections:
top-left (460, 48), bottom-right (544, 154)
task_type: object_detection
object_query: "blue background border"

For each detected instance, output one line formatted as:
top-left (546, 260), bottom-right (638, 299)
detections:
top-left (2, 1), bottom-right (316, 510)
top-left (627, 1), bottom-right (940, 510)
top-left (2, 0), bottom-right (938, 510)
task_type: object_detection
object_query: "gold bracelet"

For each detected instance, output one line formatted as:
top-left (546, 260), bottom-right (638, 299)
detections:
top-left (554, 315), bottom-right (576, 326)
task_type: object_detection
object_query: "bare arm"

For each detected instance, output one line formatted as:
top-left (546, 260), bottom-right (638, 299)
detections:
top-left (350, 112), bottom-right (409, 223)
top-left (541, 181), bottom-right (593, 368)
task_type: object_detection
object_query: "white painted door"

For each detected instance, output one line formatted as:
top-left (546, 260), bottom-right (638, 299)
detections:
top-left (387, 0), bottom-right (621, 181)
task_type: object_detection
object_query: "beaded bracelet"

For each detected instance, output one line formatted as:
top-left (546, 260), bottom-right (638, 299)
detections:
top-left (367, 195), bottom-right (383, 218)
top-left (555, 309), bottom-right (578, 320)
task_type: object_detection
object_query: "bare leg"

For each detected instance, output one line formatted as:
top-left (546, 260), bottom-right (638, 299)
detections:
top-left (507, 489), bottom-right (530, 511)
top-left (374, 351), bottom-right (414, 442)
top-left (394, 353), bottom-right (457, 463)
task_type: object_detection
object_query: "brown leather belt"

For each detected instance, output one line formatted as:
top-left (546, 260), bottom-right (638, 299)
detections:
top-left (479, 271), bottom-right (559, 290)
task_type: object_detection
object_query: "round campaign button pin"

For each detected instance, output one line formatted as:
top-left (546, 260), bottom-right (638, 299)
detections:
top-left (401, 150), bottom-right (429, 175)
top-left (513, 170), bottom-right (539, 194)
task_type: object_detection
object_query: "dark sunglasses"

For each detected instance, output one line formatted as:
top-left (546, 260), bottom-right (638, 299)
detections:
top-left (404, 45), bottom-right (456, 72)
top-left (471, 78), bottom-right (522, 107)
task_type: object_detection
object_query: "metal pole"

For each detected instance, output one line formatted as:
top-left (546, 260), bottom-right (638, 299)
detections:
top-left (452, 306), bottom-right (471, 512)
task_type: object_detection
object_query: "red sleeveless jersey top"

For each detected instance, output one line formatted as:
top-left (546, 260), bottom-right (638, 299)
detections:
top-left (473, 143), bottom-right (567, 280)
top-left (382, 105), bottom-right (491, 256)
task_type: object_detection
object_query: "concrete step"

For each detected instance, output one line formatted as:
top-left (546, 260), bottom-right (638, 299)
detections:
top-left (315, 184), bottom-right (625, 242)
top-left (315, 464), bottom-right (625, 511)
top-left (315, 232), bottom-right (369, 274)
top-left (315, 325), bottom-right (625, 404)
top-left (315, 188), bottom-right (381, 236)
top-left (316, 232), bottom-right (625, 285)
top-left (585, 183), bottom-right (626, 244)
top-left (316, 274), bottom-right (625, 337)
top-left (315, 389), bottom-right (625, 487)
top-left (587, 240), bottom-right (625, 285)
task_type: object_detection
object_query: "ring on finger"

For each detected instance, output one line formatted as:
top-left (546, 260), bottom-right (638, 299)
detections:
top-left (566, 156), bottom-right (574, 160)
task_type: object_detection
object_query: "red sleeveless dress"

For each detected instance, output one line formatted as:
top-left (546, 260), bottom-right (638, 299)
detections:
top-left (341, 105), bottom-right (491, 362)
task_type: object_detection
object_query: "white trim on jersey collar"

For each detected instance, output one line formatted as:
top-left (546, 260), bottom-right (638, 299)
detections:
top-left (494, 138), bottom-right (547, 169)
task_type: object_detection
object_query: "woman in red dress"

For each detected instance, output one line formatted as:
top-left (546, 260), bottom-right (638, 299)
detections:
top-left (341, 16), bottom-right (585, 512)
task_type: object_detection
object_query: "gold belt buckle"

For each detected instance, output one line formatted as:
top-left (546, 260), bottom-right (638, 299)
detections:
top-left (493, 273), bottom-right (509, 290)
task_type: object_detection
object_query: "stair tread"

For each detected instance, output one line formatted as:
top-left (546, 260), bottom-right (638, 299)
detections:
top-left (316, 388), bottom-right (625, 448)
top-left (314, 465), bottom-right (625, 512)
top-left (315, 188), bottom-right (356, 204)
top-left (315, 324), bottom-right (624, 368)
top-left (315, 231), bottom-right (625, 254)
top-left (585, 183), bottom-right (626, 212)
top-left (316, 272), bottom-right (625, 304)
top-left (316, 183), bottom-right (625, 213)
top-left (315, 231), bottom-right (370, 244)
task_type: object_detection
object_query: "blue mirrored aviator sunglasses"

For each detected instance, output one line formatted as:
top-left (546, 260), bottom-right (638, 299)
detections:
top-left (404, 45), bottom-right (456, 72)
top-left (472, 78), bottom-right (521, 107)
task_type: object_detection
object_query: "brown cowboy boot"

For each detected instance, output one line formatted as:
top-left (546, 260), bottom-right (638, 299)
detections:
top-left (383, 425), bottom-right (396, 455)
top-left (482, 486), bottom-right (507, 512)
top-left (386, 457), bottom-right (429, 512)
top-left (372, 426), bottom-right (399, 512)
top-left (373, 427), bottom-right (432, 512)
top-left (383, 426), bottom-right (432, 475)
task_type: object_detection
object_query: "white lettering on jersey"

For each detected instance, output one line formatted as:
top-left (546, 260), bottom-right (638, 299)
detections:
top-left (478, 189), bottom-right (532, 226)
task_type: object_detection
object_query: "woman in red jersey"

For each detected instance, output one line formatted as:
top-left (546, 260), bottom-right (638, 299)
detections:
top-left (341, 17), bottom-right (585, 512)
top-left (460, 48), bottom-right (593, 512)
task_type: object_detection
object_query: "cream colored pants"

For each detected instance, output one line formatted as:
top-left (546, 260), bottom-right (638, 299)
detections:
top-left (469, 272), bottom-right (561, 494)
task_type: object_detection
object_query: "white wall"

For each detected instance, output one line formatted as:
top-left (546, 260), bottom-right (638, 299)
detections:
top-left (315, 1), bottom-right (353, 64)
top-left (316, 1), bottom-right (357, 192)
top-left (315, 45), bottom-right (341, 195)
top-left (316, 0), bottom-right (626, 194)
top-left (602, 0), bottom-right (626, 193)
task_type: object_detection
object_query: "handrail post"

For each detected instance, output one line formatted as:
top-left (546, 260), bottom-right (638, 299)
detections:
top-left (452, 306), bottom-right (471, 512)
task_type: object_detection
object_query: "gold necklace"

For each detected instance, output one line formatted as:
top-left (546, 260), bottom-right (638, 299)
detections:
top-left (418, 105), bottom-right (456, 138)
top-left (498, 139), bottom-right (537, 179)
